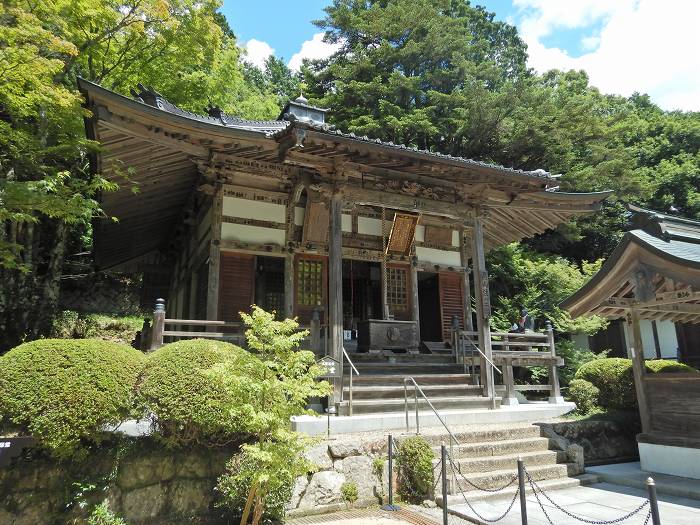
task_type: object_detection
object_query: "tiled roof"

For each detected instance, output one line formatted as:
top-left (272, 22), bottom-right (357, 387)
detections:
top-left (129, 83), bottom-right (556, 180)
top-left (631, 229), bottom-right (700, 265)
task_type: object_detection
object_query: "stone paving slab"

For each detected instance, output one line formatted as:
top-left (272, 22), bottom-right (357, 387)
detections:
top-left (413, 481), bottom-right (700, 525)
top-left (587, 462), bottom-right (700, 500)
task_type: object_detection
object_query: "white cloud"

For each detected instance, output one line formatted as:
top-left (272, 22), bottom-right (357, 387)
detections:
top-left (288, 32), bottom-right (341, 72)
top-left (244, 39), bottom-right (274, 70)
top-left (512, 0), bottom-right (700, 111)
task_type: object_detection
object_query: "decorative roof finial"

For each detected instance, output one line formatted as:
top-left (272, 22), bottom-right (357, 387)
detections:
top-left (295, 92), bottom-right (308, 105)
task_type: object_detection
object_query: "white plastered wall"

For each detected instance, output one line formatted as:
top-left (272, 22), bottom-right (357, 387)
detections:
top-left (622, 319), bottom-right (679, 359)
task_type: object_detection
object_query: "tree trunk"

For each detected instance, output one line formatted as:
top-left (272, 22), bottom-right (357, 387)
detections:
top-left (0, 217), bottom-right (68, 352)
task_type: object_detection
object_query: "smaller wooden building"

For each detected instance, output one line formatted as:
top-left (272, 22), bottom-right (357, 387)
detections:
top-left (562, 206), bottom-right (700, 479)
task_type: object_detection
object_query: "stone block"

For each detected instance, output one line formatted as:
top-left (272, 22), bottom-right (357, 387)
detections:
top-left (297, 471), bottom-right (345, 508)
top-left (567, 444), bottom-right (585, 475)
top-left (117, 454), bottom-right (176, 490)
top-left (286, 475), bottom-right (309, 511)
top-left (176, 452), bottom-right (210, 478)
top-left (328, 442), bottom-right (363, 459)
top-left (120, 483), bottom-right (166, 520)
top-left (304, 443), bottom-right (333, 471)
top-left (169, 479), bottom-right (214, 516)
top-left (341, 456), bottom-right (378, 500)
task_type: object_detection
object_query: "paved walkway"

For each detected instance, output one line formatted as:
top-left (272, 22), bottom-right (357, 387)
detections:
top-left (587, 462), bottom-right (700, 499)
top-left (414, 482), bottom-right (700, 525)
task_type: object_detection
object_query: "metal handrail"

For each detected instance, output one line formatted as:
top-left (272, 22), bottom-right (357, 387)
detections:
top-left (403, 376), bottom-right (460, 494)
top-left (458, 333), bottom-right (502, 375)
top-left (403, 377), bottom-right (460, 446)
top-left (342, 347), bottom-right (360, 416)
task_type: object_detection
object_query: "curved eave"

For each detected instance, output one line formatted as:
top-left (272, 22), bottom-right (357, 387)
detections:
top-left (298, 128), bottom-right (557, 185)
top-left (561, 231), bottom-right (700, 318)
top-left (78, 78), bottom-right (278, 142)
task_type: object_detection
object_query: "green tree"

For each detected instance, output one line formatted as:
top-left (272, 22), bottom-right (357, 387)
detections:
top-left (0, 1), bottom-right (278, 350)
top-left (305, 0), bottom-right (529, 152)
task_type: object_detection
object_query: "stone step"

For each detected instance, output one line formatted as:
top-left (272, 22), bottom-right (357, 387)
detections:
top-left (415, 424), bottom-right (542, 446)
top-left (337, 396), bottom-right (499, 415)
top-left (352, 362), bottom-right (466, 375)
top-left (347, 373), bottom-right (474, 387)
top-left (443, 450), bottom-right (566, 474)
top-left (343, 383), bottom-right (484, 400)
top-left (441, 463), bottom-right (571, 492)
top-left (422, 341), bottom-right (452, 354)
top-left (436, 473), bottom-right (600, 505)
top-left (347, 353), bottom-right (456, 363)
top-left (432, 436), bottom-right (553, 459)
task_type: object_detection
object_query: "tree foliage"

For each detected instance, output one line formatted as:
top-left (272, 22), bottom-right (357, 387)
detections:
top-left (0, 1), bottom-right (280, 350)
top-left (487, 243), bottom-right (606, 335)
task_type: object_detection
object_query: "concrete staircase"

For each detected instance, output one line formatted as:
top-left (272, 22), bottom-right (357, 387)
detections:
top-left (337, 350), bottom-right (498, 416)
top-left (427, 425), bottom-right (598, 505)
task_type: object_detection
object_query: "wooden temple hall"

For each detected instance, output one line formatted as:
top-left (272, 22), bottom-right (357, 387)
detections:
top-left (79, 78), bottom-right (610, 414)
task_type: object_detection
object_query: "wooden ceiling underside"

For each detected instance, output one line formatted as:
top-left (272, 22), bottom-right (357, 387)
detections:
top-left (93, 125), bottom-right (199, 269)
top-left (589, 278), bottom-right (700, 324)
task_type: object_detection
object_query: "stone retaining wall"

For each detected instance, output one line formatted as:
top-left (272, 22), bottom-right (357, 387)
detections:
top-left (287, 436), bottom-right (390, 517)
top-left (537, 417), bottom-right (640, 466)
top-left (0, 439), bottom-right (237, 525)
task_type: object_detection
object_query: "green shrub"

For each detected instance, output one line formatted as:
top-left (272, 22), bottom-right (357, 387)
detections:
top-left (575, 358), bottom-right (636, 410)
top-left (567, 379), bottom-right (600, 415)
top-left (88, 502), bottom-right (128, 525)
top-left (51, 311), bottom-right (144, 345)
top-left (216, 438), bottom-right (308, 522)
top-left (576, 357), bottom-right (699, 410)
top-left (137, 338), bottom-right (263, 447)
top-left (341, 482), bottom-right (359, 504)
top-left (646, 360), bottom-right (697, 374)
top-left (396, 436), bottom-right (434, 502)
top-left (0, 339), bottom-right (144, 458)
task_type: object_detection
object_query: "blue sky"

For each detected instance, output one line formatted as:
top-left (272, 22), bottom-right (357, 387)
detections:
top-left (220, 0), bottom-right (700, 111)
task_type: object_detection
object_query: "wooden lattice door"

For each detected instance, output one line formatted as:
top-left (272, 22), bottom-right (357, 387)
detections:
top-left (439, 272), bottom-right (464, 341)
top-left (218, 252), bottom-right (255, 323)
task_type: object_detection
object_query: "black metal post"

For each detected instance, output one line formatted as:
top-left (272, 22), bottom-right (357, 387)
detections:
top-left (382, 435), bottom-right (399, 511)
top-left (441, 443), bottom-right (448, 525)
top-left (517, 457), bottom-right (528, 525)
top-left (647, 477), bottom-right (661, 525)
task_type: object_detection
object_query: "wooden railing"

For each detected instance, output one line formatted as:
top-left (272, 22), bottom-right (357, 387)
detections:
top-left (453, 321), bottom-right (563, 405)
top-left (144, 299), bottom-right (325, 353)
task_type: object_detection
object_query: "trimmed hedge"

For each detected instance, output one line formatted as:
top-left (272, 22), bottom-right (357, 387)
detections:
top-left (575, 358), bottom-right (635, 410)
top-left (0, 339), bottom-right (144, 457)
top-left (137, 338), bottom-right (262, 447)
top-left (646, 359), bottom-right (697, 374)
top-left (567, 379), bottom-right (599, 415)
top-left (575, 357), bottom-right (698, 410)
top-left (396, 436), bottom-right (434, 502)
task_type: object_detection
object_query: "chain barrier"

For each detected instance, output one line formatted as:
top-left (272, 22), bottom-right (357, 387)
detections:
top-left (524, 466), bottom-right (651, 525)
top-left (442, 449), bottom-right (520, 523)
top-left (446, 450), bottom-right (519, 493)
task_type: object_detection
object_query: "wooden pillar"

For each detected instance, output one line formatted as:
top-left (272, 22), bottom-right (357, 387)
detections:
top-left (459, 229), bottom-right (474, 332)
top-left (381, 209), bottom-right (390, 319)
top-left (628, 309), bottom-right (651, 434)
top-left (547, 321), bottom-right (563, 403)
top-left (310, 308), bottom-right (321, 355)
top-left (502, 357), bottom-right (518, 406)
top-left (410, 256), bottom-right (421, 342)
top-left (284, 253), bottom-right (294, 319)
top-left (149, 298), bottom-right (166, 351)
top-left (381, 259), bottom-right (389, 319)
top-left (471, 213), bottom-right (496, 407)
top-left (285, 179), bottom-right (306, 321)
top-left (206, 185), bottom-right (223, 324)
top-left (329, 193), bottom-right (344, 404)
